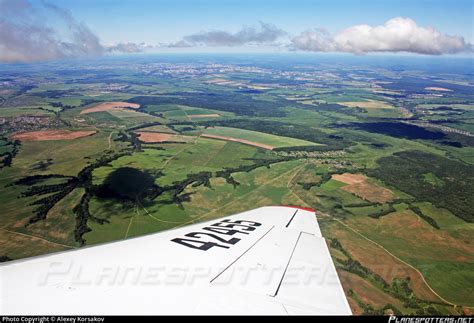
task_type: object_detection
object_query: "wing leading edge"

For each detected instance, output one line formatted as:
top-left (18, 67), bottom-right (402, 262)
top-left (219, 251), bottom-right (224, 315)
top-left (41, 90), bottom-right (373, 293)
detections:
top-left (0, 206), bottom-right (351, 315)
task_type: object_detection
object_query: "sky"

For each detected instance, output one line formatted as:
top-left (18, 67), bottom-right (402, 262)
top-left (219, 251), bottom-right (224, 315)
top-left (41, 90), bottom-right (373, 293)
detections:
top-left (0, 0), bottom-right (473, 62)
top-left (58, 0), bottom-right (474, 44)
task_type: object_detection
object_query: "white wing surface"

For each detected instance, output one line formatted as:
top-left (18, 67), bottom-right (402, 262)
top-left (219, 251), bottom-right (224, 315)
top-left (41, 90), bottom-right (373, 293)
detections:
top-left (0, 206), bottom-right (351, 315)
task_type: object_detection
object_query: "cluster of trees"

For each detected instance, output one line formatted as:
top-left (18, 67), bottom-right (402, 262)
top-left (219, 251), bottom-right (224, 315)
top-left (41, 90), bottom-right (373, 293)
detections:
top-left (367, 204), bottom-right (396, 219)
top-left (127, 121), bottom-right (163, 132)
top-left (308, 102), bottom-right (364, 116)
top-left (353, 122), bottom-right (445, 140)
top-left (216, 157), bottom-right (293, 188)
top-left (347, 289), bottom-right (402, 316)
top-left (113, 131), bottom-right (143, 151)
top-left (0, 139), bottom-right (20, 168)
top-left (14, 147), bottom-right (135, 242)
top-left (71, 151), bottom-right (139, 243)
top-left (339, 257), bottom-right (389, 290)
top-left (332, 238), bottom-right (442, 315)
top-left (408, 205), bottom-right (440, 229)
top-left (368, 150), bottom-right (474, 222)
top-left (72, 193), bottom-right (93, 246)
top-left (166, 172), bottom-right (213, 208)
top-left (330, 238), bottom-right (350, 258)
top-left (128, 93), bottom-right (290, 117)
top-left (22, 180), bottom-right (77, 225)
top-left (298, 173), bottom-right (332, 190)
top-left (49, 102), bottom-right (75, 112)
top-left (389, 278), bottom-right (442, 315)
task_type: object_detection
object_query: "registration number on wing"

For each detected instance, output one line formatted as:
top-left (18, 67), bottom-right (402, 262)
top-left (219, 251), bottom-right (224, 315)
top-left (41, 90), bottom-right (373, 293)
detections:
top-left (171, 219), bottom-right (262, 251)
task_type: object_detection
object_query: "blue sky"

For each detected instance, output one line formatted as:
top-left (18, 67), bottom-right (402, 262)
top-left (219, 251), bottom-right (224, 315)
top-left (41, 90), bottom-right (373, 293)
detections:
top-left (1, 0), bottom-right (472, 62)
top-left (50, 0), bottom-right (473, 45)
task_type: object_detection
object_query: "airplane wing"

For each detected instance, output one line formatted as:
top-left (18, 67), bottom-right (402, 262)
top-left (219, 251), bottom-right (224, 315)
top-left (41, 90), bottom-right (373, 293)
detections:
top-left (0, 206), bottom-right (352, 315)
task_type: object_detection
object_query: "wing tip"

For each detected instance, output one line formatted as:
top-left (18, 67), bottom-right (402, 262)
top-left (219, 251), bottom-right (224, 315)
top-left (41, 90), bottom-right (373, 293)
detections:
top-left (277, 205), bottom-right (316, 213)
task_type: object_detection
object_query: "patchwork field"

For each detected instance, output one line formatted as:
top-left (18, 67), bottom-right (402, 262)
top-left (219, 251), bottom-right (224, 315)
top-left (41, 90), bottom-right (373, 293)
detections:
top-left (198, 126), bottom-right (320, 149)
top-left (1, 55), bottom-right (473, 315)
top-left (135, 131), bottom-right (194, 143)
top-left (11, 130), bottom-right (97, 141)
top-left (80, 101), bottom-right (140, 114)
top-left (339, 99), bottom-right (394, 109)
top-left (332, 173), bottom-right (396, 203)
top-left (188, 113), bottom-right (221, 119)
top-left (201, 133), bottom-right (275, 150)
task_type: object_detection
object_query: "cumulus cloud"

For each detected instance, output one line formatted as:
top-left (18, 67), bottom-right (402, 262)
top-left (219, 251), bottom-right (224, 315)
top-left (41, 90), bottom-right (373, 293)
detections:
top-left (42, 1), bottom-right (103, 56)
top-left (0, 0), bottom-right (146, 63)
top-left (106, 42), bottom-right (152, 53)
top-left (169, 22), bottom-right (285, 47)
top-left (166, 40), bottom-right (194, 48)
top-left (291, 17), bottom-right (471, 55)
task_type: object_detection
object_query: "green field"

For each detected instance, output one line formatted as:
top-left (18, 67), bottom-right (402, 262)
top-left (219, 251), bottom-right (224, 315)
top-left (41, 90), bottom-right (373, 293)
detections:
top-left (1, 56), bottom-right (473, 315)
top-left (197, 126), bottom-right (321, 148)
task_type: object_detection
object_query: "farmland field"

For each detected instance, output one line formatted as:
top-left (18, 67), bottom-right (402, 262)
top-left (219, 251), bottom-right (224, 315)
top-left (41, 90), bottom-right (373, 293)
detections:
top-left (197, 126), bottom-right (321, 148)
top-left (0, 54), bottom-right (473, 315)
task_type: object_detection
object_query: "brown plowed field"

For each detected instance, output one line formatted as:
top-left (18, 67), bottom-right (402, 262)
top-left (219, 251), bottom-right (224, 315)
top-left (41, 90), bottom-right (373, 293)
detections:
top-left (11, 130), bottom-right (96, 141)
top-left (332, 173), bottom-right (395, 203)
top-left (135, 132), bottom-right (172, 143)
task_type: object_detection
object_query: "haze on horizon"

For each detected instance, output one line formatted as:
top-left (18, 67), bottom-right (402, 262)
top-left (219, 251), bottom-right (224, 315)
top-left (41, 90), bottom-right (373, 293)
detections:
top-left (0, 0), bottom-right (473, 63)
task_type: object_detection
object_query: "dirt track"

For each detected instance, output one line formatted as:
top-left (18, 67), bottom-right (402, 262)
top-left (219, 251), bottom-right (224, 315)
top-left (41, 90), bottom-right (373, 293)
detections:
top-left (201, 134), bottom-right (274, 150)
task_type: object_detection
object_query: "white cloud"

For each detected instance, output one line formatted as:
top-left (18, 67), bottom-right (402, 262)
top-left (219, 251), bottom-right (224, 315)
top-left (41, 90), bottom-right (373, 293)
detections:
top-left (169, 22), bottom-right (285, 47)
top-left (106, 42), bottom-right (153, 53)
top-left (0, 0), bottom-right (150, 63)
top-left (291, 17), bottom-right (471, 55)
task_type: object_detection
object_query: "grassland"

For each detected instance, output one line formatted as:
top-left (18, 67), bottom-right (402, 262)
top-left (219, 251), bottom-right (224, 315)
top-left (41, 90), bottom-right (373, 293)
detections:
top-left (196, 126), bottom-right (320, 148)
top-left (0, 57), bottom-right (472, 315)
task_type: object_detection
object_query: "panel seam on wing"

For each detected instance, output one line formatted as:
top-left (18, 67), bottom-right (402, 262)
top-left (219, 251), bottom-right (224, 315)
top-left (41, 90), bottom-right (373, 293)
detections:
top-left (209, 225), bottom-right (275, 283)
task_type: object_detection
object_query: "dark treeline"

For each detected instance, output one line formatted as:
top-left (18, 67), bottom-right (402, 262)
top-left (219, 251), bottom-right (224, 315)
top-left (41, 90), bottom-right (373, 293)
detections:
top-left (127, 121), bottom-right (164, 132)
top-left (0, 139), bottom-right (20, 168)
top-left (128, 93), bottom-right (290, 117)
top-left (216, 156), bottom-right (293, 188)
top-left (26, 184), bottom-right (77, 225)
top-left (349, 122), bottom-right (445, 140)
top-left (14, 149), bottom-right (135, 242)
top-left (13, 174), bottom-right (72, 186)
top-left (166, 172), bottom-right (212, 208)
top-left (14, 120), bottom-right (165, 244)
top-left (347, 289), bottom-right (402, 316)
top-left (72, 193), bottom-right (93, 245)
top-left (368, 150), bottom-right (474, 222)
top-left (309, 102), bottom-right (365, 116)
top-left (331, 238), bottom-right (443, 315)
top-left (113, 131), bottom-right (143, 151)
top-left (367, 204), bottom-right (396, 219)
top-left (13, 122), bottom-right (325, 244)
top-left (298, 173), bottom-right (331, 190)
top-left (197, 119), bottom-right (354, 151)
top-left (408, 205), bottom-right (440, 229)
top-left (14, 174), bottom-right (79, 226)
